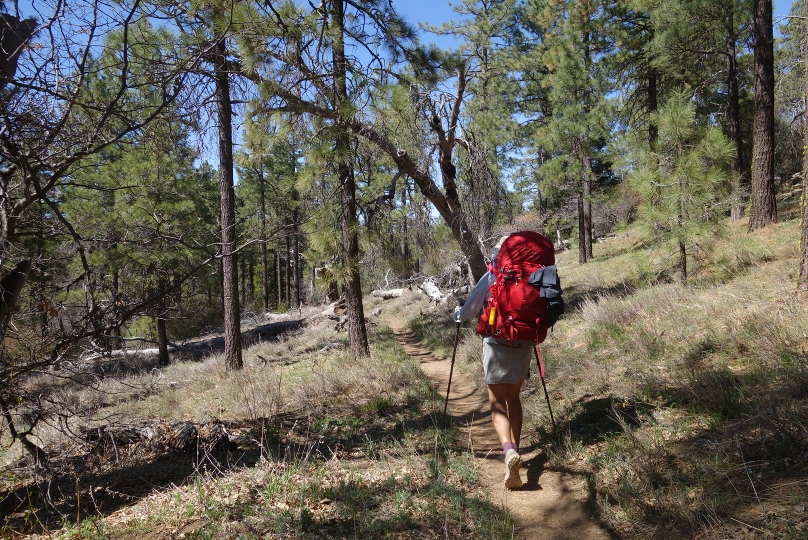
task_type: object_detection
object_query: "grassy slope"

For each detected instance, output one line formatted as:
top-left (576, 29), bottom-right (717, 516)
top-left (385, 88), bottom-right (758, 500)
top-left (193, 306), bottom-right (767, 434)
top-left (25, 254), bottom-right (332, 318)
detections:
top-left (5, 214), bottom-right (807, 539)
top-left (538, 217), bottom-right (808, 539)
top-left (3, 295), bottom-right (513, 539)
top-left (409, 215), bottom-right (808, 539)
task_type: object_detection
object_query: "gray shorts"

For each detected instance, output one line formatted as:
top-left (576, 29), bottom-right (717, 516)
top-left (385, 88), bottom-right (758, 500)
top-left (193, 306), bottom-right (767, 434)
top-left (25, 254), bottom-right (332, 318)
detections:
top-left (482, 336), bottom-right (533, 384)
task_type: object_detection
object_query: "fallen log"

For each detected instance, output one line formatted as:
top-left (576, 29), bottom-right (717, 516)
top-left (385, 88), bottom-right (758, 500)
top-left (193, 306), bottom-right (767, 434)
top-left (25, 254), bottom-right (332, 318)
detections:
top-left (83, 319), bottom-right (306, 364)
top-left (85, 420), bottom-right (231, 456)
top-left (321, 298), bottom-right (347, 320)
top-left (419, 281), bottom-right (445, 304)
top-left (371, 288), bottom-right (405, 299)
top-left (319, 342), bottom-right (345, 352)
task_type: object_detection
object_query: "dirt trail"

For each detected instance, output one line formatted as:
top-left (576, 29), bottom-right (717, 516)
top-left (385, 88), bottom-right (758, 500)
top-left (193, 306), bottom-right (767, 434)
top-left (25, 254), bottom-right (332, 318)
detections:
top-left (391, 323), bottom-right (613, 540)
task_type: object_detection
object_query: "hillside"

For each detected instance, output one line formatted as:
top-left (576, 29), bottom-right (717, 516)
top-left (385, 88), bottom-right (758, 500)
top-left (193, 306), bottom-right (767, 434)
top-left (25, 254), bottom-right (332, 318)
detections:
top-left (1, 213), bottom-right (807, 539)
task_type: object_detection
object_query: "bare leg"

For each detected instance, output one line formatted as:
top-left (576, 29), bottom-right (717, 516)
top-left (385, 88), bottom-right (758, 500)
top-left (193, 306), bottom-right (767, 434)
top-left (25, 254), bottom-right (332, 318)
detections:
top-left (488, 382), bottom-right (524, 489)
top-left (487, 382), bottom-right (524, 447)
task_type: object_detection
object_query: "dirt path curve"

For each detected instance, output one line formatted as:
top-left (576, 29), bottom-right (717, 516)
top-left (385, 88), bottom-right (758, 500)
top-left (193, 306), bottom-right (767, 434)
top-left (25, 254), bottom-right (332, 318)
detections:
top-left (390, 323), bottom-right (613, 540)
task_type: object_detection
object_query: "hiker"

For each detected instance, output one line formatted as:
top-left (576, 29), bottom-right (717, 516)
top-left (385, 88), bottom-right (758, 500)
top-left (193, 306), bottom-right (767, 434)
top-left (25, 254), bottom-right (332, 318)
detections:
top-left (451, 231), bottom-right (562, 490)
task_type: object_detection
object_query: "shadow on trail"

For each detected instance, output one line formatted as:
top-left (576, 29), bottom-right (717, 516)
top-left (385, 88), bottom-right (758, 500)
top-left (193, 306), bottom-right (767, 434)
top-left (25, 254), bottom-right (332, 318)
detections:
top-left (558, 395), bottom-right (652, 446)
top-left (392, 329), bottom-right (436, 361)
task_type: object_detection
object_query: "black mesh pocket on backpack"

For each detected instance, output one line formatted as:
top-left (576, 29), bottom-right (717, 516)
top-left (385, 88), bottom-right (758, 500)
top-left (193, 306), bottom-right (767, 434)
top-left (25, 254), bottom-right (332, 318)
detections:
top-left (528, 265), bottom-right (565, 327)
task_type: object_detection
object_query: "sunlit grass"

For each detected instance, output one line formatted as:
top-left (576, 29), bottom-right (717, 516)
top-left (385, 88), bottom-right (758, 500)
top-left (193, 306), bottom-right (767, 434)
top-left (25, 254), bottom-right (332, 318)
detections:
top-left (414, 213), bottom-right (808, 539)
top-left (4, 292), bottom-right (515, 539)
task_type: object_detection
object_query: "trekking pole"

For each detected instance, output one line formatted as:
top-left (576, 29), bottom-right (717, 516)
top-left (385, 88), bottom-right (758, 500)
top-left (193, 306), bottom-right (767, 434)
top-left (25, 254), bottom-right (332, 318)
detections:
top-left (443, 321), bottom-right (462, 425)
top-left (533, 345), bottom-right (557, 432)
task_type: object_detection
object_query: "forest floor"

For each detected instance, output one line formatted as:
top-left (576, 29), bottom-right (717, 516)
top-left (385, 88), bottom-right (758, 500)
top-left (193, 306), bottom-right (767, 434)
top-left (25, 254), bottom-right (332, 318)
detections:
top-left (4, 214), bottom-right (808, 539)
top-left (386, 315), bottom-right (613, 540)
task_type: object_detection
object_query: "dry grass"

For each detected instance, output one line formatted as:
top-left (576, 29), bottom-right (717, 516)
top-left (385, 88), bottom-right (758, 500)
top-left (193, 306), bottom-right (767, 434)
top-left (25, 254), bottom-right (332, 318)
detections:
top-left (397, 217), bottom-right (808, 538)
top-left (2, 293), bottom-right (514, 539)
top-left (5, 214), bottom-right (806, 539)
top-left (51, 449), bottom-right (509, 540)
top-left (517, 215), bottom-right (808, 539)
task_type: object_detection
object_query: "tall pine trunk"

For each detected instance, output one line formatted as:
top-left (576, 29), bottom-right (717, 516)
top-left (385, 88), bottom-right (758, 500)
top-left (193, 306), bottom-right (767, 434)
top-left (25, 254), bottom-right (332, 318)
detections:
top-left (582, 158), bottom-right (593, 261)
top-left (575, 136), bottom-right (593, 264)
top-left (678, 188), bottom-right (688, 285)
top-left (157, 317), bottom-right (169, 366)
top-left (749, 0), bottom-right (777, 231)
top-left (213, 36), bottom-right (242, 371)
top-left (284, 229), bottom-right (291, 308)
top-left (333, 0), bottom-right (369, 358)
top-left (293, 205), bottom-right (302, 309)
top-left (157, 278), bottom-right (170, 366)
top-left (260, 177), bottom-right (269, 311)
top-left (276, 247), bottom-right (282, 309)
top-left (727, 8), bottom-right (745, 221)
top-left (648, 72), bottom-right (658, 148)
top-left (578, 31), bottom-right (595, 264)
top-left (799, 6), bottom-right (808, 291)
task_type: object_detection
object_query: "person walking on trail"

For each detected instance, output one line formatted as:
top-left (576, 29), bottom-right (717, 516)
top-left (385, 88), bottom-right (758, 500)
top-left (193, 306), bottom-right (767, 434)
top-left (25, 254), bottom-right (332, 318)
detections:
top-left (451, 231), bottom-right (563, 490)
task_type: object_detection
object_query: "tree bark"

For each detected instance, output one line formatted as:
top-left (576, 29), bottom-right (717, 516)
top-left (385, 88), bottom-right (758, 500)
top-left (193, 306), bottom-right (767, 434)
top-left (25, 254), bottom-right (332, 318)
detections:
top-left (213, 36), bottom-right (242, 371)
top-left (276, 247), bottom-right (282, 308)
top-left (749, 0), bottom-right (777, 231)
top-left (579, 32), bottom-right (595, 264)
top-left (0, 259), bottom-right (31, 341)
top-left (291, 161), bottom-right (302, 309)
top-left (577, 193), bottom-right (585, 264)
top-left (799, 6), bottom-right (808, 291)
top-left (582, 157), bottom-right (594, 262)
top-left (0, 14), bottom-right (36, 91)
top-left (260, 177), bottom-right (269, 311)
top-left (333, 0), bottom-right (369, 358)
top-left (726, 7), bottom-right (745, 221)
top-left (156, 277), bottom-right (170, 366)
top-left (293, 207), bottom-right (302, 309)
top-left (157, 315), bottom-right (169, 367)
top-left (679, 238), bottom-right (687, 285)
top-left (248, 249), bottom-right (255, 303)
top-left (575, 136), bottom-right (593, 264)
top-left (284, 227), bottom-right (291, 308)
top-left (240, 252), bottom-right (247, 305)
top-left (648, 72), bottom-right (658, 148)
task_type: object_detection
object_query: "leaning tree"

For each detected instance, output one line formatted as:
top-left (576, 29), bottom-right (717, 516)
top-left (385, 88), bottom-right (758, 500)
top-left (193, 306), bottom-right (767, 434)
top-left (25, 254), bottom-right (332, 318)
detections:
top-left (0, 0), bottom-right (205, 464)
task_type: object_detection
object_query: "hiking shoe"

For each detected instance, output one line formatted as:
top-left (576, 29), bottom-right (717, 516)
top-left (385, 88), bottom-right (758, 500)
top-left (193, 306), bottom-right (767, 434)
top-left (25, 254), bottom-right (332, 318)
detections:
top-left (504, 448), bottom-right (522, 489)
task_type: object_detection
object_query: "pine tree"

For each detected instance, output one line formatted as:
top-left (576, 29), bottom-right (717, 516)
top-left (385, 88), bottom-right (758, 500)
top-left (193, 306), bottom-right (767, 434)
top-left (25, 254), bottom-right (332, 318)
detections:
top-left (774, 2), bottom-right (806, 205)
top-left (524, 0), bottom-right (612, 263)
top-left (63, 121), bottom-right (218, 364)
top-left (749, 0), bottom-right (778, 231)
top-left (0, 5), bottom-right (201, 463)
top-left (668, 0), bottom-right (750, 220)
top-left (799, 0), bottom-right (808, 291)
top-left (166, 0), bottom-right (268, 370)
top-left (237, 126), bottom-right (304, 311)
top-left (424, 0), bottom-right (520, 247)
top-left (603, 0), bottom-right (661, 149)
top-left (609, 0), bottom-right (752, 220)
top-left (212, 31), bottom-right (243, 371)
top-left (628, 90), bottom-right (734, 284)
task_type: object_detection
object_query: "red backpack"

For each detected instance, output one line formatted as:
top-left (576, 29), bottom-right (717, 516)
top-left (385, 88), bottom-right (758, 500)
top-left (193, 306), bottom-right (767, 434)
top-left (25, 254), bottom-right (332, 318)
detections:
top-left (475, 231), bottom-right (563, 344)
